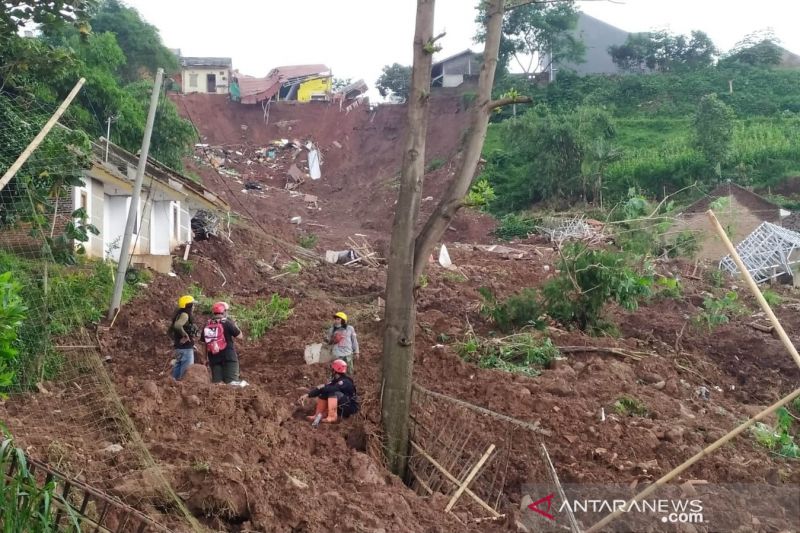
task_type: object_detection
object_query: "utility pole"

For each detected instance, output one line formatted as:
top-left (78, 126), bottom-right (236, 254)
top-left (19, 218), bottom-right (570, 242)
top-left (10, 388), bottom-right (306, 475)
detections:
top-left (104, 115), bottom-right (118, 162)
top-left (108, 69), bottom-right (163, 320)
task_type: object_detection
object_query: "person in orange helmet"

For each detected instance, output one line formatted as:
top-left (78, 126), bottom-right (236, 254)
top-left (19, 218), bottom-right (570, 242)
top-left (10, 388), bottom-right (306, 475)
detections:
top-left (299, 359), bottom-right (359, 423)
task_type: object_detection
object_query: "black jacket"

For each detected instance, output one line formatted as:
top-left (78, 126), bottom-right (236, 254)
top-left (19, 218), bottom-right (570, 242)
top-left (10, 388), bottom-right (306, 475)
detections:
top-left (171, 309), bottom-right (196, 349)
top-left (308, 374), bottom-right (359, 417)
top-left (201, 318), bottom-right (241, 364)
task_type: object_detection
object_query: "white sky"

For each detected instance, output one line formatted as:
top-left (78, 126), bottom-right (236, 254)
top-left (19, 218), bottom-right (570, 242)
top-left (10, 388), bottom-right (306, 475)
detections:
top-left (125, 0), bottom-right (800, 97)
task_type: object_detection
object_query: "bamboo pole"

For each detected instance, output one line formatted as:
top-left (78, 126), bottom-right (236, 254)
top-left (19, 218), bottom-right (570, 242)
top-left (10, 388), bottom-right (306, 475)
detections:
top-left (445, 443), bottom-right (496, 512)
top-left (413, 384), bottom-right (552, 436)
top-left (706, 209), bottom-right (800, 370)
top-left (541, 443), bottom-right (580, 533)
top-left (0, 78), bottom-right (86, 193)
top-left (410, 440), bottom-right (502, 517)
top-left (585, 387), bottom-right (800, 533)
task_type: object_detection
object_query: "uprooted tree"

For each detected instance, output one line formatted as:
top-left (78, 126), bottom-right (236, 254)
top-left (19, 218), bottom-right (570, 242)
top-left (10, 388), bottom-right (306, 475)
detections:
top-left (381, 0), bottom-right (532, 476)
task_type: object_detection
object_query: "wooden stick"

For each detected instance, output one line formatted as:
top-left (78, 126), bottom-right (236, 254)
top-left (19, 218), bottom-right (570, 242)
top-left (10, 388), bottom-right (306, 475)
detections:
top-left (182, 243), bottom-right (191, 261)
top-left (445, 444), bottom-right (496, 512)
top-left (0, 78), bottom-right (86, 193)
top-left (410, 440), bottom-right (501, 517)
top-left (585, 386), bottom-right (800, 533)
top-left (343, 252), bottom-right (377, 266)
top-left (558, 346), bottom-right (649, 360)
top-left (707, 209), bottom-right (800, 370)
top-left (413, 384), bottom-right (552, 436)
top-left (540, 443), bottom-right (580, 533)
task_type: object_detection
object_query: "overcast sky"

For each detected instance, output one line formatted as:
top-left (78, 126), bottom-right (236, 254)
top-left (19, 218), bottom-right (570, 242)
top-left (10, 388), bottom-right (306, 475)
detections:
top-left (125, 0), bottom-right (799, 96)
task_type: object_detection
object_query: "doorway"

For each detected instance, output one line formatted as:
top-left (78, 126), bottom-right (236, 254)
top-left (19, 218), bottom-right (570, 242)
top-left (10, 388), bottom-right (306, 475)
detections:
top-left (206, 73), bottom-right (217, 93)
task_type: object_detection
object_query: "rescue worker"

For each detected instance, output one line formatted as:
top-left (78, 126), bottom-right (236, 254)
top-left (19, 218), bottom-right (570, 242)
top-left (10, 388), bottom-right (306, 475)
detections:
top-left (325, 311), bottom-right (359, 374)
top-left (170, 295), bottom-right (197, 380)
top-left (200, 301), bottom-right (247, 387)
top-left (299, 359), bottom-right (359, 423)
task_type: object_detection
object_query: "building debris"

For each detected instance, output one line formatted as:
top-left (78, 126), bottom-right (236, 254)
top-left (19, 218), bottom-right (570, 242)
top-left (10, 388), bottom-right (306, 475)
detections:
top-left (719, 221), bottom-right (800, 284)
top-left (191, 210), bottom-right (221, 240)
top-left (538, 216), bottom-right (605, 245)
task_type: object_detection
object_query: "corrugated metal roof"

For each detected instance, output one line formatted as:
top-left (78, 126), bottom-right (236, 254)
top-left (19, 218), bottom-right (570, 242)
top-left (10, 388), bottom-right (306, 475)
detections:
top-left (336, 79), bottom-right (368, 97)
top-left (235, 65), bottom-right (330, 104)
top-left (181, 57), bottom-right (232, 68)
top-left (432, 49), bottom-right (478, 68)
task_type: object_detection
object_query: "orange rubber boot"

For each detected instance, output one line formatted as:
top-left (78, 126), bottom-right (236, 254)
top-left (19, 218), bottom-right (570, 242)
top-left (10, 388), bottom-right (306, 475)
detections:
top-left (306, 398), bottom-right (326, 421)
top-left (322, 397), bottom-right (338, 423)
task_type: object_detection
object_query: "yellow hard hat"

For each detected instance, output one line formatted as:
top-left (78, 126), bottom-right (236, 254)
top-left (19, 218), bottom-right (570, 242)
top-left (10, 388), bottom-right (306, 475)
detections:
top-left (334, 311), bottom-right (348, 322)
top-left (178, 295), bottom-right (195, 309)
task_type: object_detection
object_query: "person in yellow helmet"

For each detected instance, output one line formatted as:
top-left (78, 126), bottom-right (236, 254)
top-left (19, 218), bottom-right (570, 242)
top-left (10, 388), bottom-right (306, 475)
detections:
top-left (324, 311), bottom-right (359, 374)
top-left (170, 295), bottom-right (197, 380)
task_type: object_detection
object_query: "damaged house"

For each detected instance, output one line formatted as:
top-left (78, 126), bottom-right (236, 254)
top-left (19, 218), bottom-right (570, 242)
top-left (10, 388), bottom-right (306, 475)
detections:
top-left (232, 65), bottom-right (332, 104)
top-left (179, 56), bottom-right (233, 94)
top-left (0, 137), bottom-right (229, 273)
top-left (671, 182), bottom-right (790, 262)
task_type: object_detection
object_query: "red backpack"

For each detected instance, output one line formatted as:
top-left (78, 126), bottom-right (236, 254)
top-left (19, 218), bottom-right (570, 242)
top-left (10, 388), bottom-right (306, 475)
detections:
top-left (203, 319), bottom-right (227, 354)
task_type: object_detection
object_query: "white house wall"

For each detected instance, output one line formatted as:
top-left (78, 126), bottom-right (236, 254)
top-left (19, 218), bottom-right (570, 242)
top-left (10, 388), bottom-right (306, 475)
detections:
top-left (182, 67), bottom-right (230, 94)
top-left (150, 200), bottom-right (174, 255)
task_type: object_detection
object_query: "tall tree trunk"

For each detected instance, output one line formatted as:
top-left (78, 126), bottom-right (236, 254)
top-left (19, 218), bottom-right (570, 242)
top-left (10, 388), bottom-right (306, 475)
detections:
top-left (413, 0), bottom-right (506, 282)
top-left (381, 0), bottom-right (436, 477)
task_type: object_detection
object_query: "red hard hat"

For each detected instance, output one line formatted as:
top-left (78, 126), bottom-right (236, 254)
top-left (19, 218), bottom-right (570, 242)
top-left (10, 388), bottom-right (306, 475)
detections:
top-left (211, 302), bottom-right (228, 314)
top-left (331, 359), bottom-right (348, 374)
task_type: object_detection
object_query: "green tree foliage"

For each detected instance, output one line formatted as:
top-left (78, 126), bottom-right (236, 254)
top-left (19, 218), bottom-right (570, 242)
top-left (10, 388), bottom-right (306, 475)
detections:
top-left (476, 0), bottom-right (583, 75)
top-left (693, 93), bottom-right (736, 171)
top-left (482, 105), bottom-right (616, 212)
top-left (609, 30), bottom-right (718, 72)
top-left (89, 0), bottom-right (178, 81)
top-left (541, 243), bottom-right (653, 331)
top-left (0, 272), bottom-right (26, 390)
top-left (0, 0), bottom-right (95, 34)
top-left (376, 63), bottom-right (411, 100)
top-left (721, 30), bottom-right (783, 67)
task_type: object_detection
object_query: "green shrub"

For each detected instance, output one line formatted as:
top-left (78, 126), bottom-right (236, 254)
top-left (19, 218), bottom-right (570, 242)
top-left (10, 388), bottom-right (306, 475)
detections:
top-left (762, 289), bottom-right (782, 307)
top-left (176, 259), bottom-right (194, 274)
top-left (750, 407), bottom-right (799, 458)
top-left (655, 277), bottom-right (682, 299)
top-left (694, 291), bottom-right (745, 331)
top-left (614, 396), bottom-right (649, 417)
top-left (0, 434), bottom-right (82, 530)
top-left (494, 213), bottom-right (538, 241)
top-left (465, 179), bottom-right (497, 210)
top-left (442, 271), bottom-right (467, 283)
top-left (297, 233), bottom-right (318, 249)
top-left (0, 273), bottom-right (26, 392)
top-left (426, 158), bottom-right (446, 172)
top-left (458, 333), bottom-right (560, 376)
top-left (706, 269), bottom-right (725, 288)
top-left (235, 294), bottom-right (293, 339)
top-left (541, 243), bottom-right (653, 331)
top-left (478, 287), bottom-right (545, 332)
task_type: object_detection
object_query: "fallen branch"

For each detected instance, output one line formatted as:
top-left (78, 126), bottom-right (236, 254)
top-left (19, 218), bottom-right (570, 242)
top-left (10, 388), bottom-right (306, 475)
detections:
top-left (748, 322), bottom-right (774, 334)
top-left (557, 345), bottom-right (651, 361)
top-left (487, 95), bottom-right (533, 111)
top-left (344, 252), bottom-right (377, 266)
top-left (674, 361), bottom-right (712, 384)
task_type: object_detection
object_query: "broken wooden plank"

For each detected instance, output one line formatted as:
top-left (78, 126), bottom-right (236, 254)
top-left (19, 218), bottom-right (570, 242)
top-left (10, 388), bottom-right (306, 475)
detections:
top-left (445, 444), bottom-right (496, 512)
top-left (409, 440), bottom-right (501, 518)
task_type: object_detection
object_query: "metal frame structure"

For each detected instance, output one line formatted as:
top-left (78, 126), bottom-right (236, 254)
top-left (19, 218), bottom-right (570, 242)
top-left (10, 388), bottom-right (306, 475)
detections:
top-left (537, 216), bottom-right (595, 244)
top-left (719, 221), bottom-right (800, 284)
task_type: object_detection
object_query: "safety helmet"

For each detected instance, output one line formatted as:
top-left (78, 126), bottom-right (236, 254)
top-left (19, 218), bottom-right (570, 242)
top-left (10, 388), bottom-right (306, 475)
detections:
top-left (178, 295), bottom-right (195, 309)
top-left (211, 302), bottom-right (229, 315)
top-left (331, 359), bottom-right (348, 374)
top-left (334, 311), bottom-right (348, 322)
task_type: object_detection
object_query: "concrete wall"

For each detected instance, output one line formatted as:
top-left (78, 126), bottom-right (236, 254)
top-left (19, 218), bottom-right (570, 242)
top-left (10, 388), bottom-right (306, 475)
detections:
top-left (672, 197), bottom-right (768, 262)
top-left (556, 13), bottom-right (628, 77)
top-left (73, 176), bottom-right (105, 258)
top-left (182, 67), bottom-right (230, 94)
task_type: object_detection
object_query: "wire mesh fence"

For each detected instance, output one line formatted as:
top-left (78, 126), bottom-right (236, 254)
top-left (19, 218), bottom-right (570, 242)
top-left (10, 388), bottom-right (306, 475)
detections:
top-left (0, 85), bottom-right (201, 530)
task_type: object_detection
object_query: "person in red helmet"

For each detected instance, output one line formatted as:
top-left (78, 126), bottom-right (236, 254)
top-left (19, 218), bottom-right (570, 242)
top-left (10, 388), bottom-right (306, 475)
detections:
top-left (299, 359), bottom-right (359, 423)
top-left (200, 301), bottom-right (245, 386)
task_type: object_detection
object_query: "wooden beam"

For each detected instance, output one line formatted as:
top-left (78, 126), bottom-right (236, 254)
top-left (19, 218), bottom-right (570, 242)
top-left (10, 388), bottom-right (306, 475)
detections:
top-left (410, 440), bottom-right (501, 518)
top-left (445, 443), bottom-right (496, 512)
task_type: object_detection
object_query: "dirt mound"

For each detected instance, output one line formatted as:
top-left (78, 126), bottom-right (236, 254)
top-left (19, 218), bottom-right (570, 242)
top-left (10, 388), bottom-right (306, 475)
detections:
top-left (173, 93), bottom-right (496, 252)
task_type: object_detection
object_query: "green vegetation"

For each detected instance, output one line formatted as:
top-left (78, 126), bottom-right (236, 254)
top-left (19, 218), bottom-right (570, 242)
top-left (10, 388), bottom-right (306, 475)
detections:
top-left (426, 158), bottom-right (446, 172)
top-left (236, 294), bottom-right (293, 340)
top-left (494, 213), bottom-right (538, 240)
top-left (0, 434), bottom-right (81, 531)
top-left (464, 179), bottom-right (496, 210)
top-left (750, 407), bottom-right (799, 459)
top-left (297, 233), bottom-right (318, 249)
top-left (187, 285), bottom-right (293, 340)
top-left (614, 396), bottom-right (649, 417)
top-left (0, 252), bottom-right (141, 391)
top-left (479, 287), bottom-right (545, 332)
top-left (0, 273), bottom-right (26, 391)
top-left (761, 289), bottom-right (783, 307)
top-left (442, 271), bottom-right (468, 283)
top-left (694, 291), bottom-right (746, 331)
top-left (458, 333), bottom-right (560, 377)
top-left (176, 259), bottom-right (194, 275)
